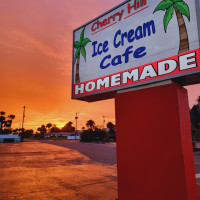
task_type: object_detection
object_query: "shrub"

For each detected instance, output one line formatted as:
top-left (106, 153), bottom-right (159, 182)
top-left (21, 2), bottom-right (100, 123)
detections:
top-left (80, 128), bottom-right (108, 143)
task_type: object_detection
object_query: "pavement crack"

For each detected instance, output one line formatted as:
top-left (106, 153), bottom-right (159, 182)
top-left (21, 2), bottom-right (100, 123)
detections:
top-left (45, 191), bottom-right (62, 200)
top-left (70, 180), bottom-right (116, 189)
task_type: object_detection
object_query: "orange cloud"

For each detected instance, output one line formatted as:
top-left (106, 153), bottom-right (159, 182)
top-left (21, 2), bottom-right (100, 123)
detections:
top-left (0, 0), bottom-right (122, 131)
top-left (0, 0), bottom-right (199, 131)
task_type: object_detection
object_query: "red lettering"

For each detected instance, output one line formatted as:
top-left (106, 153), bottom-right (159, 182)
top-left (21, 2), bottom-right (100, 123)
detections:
top-left (128, 0), bottom-right (137, 14)
top-left (103, 19), bottom-right (107, 26)
top-left (140, 0), bottom-right (143, 7)
top-left (91, 10), bottom-right (123, 32)
top-left (137, 0), bottom-right (140, 9)
top-left (108, 16), bottom-right (114, 24)
top-left (128, 0), bottom-right (146, 14)
top-left (91, 22), bottom-right (97, 31)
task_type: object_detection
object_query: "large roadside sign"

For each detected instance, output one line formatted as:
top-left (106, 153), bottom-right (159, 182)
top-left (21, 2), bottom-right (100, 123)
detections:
top-left (72, 0), bottom-right (200, 101)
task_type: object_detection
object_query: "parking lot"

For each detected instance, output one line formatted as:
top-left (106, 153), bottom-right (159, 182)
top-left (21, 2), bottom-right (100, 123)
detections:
top-left (1, 140), bottom-right (200, 200)
top-left (0, 141), bottom-right (117, 200)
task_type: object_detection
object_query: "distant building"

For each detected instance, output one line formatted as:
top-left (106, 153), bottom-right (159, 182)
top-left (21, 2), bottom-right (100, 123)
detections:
top-left (0, 134), bottom-right (21, 143)
top-left (43, 131), bottom-right (83, 138)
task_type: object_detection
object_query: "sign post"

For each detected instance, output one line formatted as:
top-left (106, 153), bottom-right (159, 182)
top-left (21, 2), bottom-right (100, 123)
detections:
top-left (115, 82), bottom-right (198, 199)
top-left (72, 0), bottom-right (200, 199)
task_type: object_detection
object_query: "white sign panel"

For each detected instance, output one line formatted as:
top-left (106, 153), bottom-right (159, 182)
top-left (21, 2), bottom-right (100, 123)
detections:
top-left (72, 0), bottom-right (200, 101)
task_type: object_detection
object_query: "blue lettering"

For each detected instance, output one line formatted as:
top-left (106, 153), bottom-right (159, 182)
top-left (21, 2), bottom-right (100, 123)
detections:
top-left (143, 20), bottom-right (156, 37)
top-left (98, 43), bottom-right (103, 55)
top-left (100, 55), bottom-right (111, 69)
top-left (134, 46), bottom-right (146, 58)
top-left (122, 46), bottom-right (133, 63)
top-left (128, 29), bottom-right (135, 43)
top-left (111, 55), bottom-right (122, 66)
top-left (92, 41), bottom-right (98, 57)
top-left (113, 30), bottom-right (121, 48)
top-left (121, 32), bottom-right (127, 46)
top-left (103, 41), bottom-right (109, 53)
top-left (135, 26), bottom-right (143, 40)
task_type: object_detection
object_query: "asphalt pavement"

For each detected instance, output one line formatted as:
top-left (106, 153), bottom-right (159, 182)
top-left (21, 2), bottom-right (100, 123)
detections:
top-left (0, 141), bottom-right (117, 200)
top-left (38, 140), bottom-right (117, 165)
top-left (1, 140), bottom-right (200, 199)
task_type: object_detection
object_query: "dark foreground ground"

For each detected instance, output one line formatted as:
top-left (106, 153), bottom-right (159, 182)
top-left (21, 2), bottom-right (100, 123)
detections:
top-left (1, 140), bottom-right (200, 200)
top-left (0, 141), bottom-right (117, 200)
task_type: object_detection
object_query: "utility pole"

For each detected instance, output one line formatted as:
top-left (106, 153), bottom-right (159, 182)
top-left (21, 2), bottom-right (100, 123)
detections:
top-left (22, 106), bottom-right (25, 131)
top-left (0, 122), bottom-right (2, 134)
top-left (75, 113), bottom-right (79, 140)
top-left (102, 116), bottom-right (106, 129)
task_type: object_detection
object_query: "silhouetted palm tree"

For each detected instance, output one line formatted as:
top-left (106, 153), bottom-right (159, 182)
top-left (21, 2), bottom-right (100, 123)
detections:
top-left (0, 111), bottom-right (5, 116)
top-left (0, 112), bottom-right (6, 131)
top-left (37, 125), bottom-right (46, 138)
top-left (7, 115), bottom-right (15, 129)
top-left (46, 123), bottom-right (52, 133)
top-left (61, 121), bottom-right (75, 132)
top-left (107, 122), bottom-right (115, 130)
top-left (86, 120), bottom-right (95, 130)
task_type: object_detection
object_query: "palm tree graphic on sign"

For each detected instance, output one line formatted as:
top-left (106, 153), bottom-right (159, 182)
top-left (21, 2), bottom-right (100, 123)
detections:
top-left (74, 27), bottom-right (91, 83)
top-left (153, 0), bottom-right (190, 54)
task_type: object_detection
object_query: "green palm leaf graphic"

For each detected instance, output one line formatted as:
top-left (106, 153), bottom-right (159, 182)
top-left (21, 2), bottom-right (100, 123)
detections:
top-left (74, 27), bottom-right (91, 63)
top-left (164, 5), bottom-right (174, 32)
top-left (81, 47), bottom-right (86, 61)
top-left (80, 27), bottom-right (85, 44)
top-left (175, 2), bottom-right (190, 20)
top-left (74, 41), bottom-right (80, 49)
top-left (73, 26), bottom-right (91, 83)
top-left (153, 0), bottom-right (190, 54)
top-left (82, 38), bottom-right (91, 47)
top-left (171, 0), bottom-right (183, 3)
top-left (153, 0), bottom-right (173, 13)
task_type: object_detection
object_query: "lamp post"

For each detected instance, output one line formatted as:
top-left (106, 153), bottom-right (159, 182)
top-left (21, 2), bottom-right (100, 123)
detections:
top-left (75, 113), bottom-right (79, 140)
top-left (22, 106), bottom-right (25, 131)
top-left (21, 106), bottom-right (25, 140)
top-left (102, 116), bottom-right (106, 129)
top-left (0, 122), bottom-right (2, 134)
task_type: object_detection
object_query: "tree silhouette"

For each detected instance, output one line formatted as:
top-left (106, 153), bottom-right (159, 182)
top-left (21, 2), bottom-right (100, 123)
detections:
top-left (107, 122), bottom-right (115, 130)
top-left (61, 121), bottom-right (75, 132)
top-left (37, 125), bottom-right (46, 138)
top-left (0, 111), bottom-right (6, 132)
top-left (0, 111), bottom-right (5, 116)
top-left (46, 123), bottom-right (52, 133)
top-left (86, 120), bottom-right (95, 130)
top-left (7, 115), bottom-right (15, 129)
top-left (74, 27), bottom-right (91, 83)
top-left (0, 113), bottom-right (15, 133)
top-left (107, 122), bottom-right (116, 140)
top-left (50, 126), bottom-right (61, 133)
top-left (153, 0), bottom-right (190, 54)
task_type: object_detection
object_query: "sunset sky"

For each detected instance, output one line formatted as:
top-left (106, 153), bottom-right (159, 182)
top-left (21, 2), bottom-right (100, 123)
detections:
top-left (0, 0), bottom-right (200, 131)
